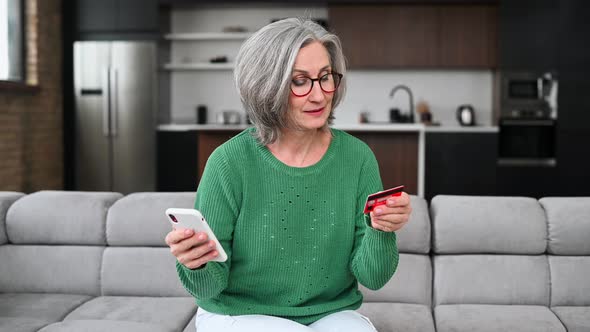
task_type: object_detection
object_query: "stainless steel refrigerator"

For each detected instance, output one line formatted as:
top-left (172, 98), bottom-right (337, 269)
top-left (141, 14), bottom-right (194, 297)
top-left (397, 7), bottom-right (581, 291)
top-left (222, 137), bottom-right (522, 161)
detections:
top-left (74, 41), bottom-right (156, 194)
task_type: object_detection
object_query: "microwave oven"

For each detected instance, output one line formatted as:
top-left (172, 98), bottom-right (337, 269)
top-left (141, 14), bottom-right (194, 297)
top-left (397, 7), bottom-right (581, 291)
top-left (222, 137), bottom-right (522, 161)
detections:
top-left (501, 72), bottom-right (558, 119)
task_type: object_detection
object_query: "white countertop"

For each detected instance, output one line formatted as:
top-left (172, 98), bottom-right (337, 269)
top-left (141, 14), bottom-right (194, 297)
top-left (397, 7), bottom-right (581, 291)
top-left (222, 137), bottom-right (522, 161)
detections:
top-left (157, 123), bottom-right (425, 132)
top-left (157, 124), bottom-right (248, 131)
top-left (425, 125), bottom-right (498, 133)
top-left (335, 123), bottom-right (424, 131)
top-left (157, 123), bottom-right (497, 133)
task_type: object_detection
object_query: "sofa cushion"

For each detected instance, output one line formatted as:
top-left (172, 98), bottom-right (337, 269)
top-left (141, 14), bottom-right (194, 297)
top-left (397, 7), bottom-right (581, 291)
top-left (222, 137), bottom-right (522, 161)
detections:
top-left (6, 191), bottom-right (121, 245)
top-left (0, 317), bottom-right (50, 332)
top-left (0, 192), bottom-right (24, 245)
top-left (540, 197), bottom-right (590, 255)
top-left (551, 307), bottom-right (590, 332)
top-left (549, 256), bottom-right (590, 306)
top-left (39, 320), bottom-right (177, 332)
top-left (0, 293), bottom-right (91, 320)
top-left (434, 255), bottom-right (550, 306)
top-left (101, 247), bottom-right (187, 297)
top-left (0, 245), bottom-right (103, 295)
top-left (434, 304), bottom-right (566, 332)
top-left (358, 303), bottom-right (435, 332)
top-left (106, 192), bottom-right (195, 246)
top-left (396, 196), bottom-right (430, 254)
top-left (431, 195), bottom-right (547, 254)
top-left (0, 293), bottom-right (92, 332)
top-left (359, 253), bottom-right (431, 306)
top-left (63, 296), bottom-right (196, 332)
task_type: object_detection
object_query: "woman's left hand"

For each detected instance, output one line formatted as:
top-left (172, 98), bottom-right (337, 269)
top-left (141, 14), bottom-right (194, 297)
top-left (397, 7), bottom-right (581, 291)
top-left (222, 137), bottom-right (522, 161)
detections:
top-left (369, 192), bottom-right (412, 232)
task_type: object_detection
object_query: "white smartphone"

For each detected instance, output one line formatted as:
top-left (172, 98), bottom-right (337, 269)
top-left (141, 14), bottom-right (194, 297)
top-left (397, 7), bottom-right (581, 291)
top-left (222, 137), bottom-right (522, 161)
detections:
top-left (165, 208), bottom-right (228, 262)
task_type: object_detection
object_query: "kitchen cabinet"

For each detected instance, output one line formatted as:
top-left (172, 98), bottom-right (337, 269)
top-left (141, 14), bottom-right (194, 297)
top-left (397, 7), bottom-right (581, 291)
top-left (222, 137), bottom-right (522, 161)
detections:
top-left (555, 129), bottom-right (590, 196)
top-left (558, 0), bottom-right (590, 68)
top-left (157, 130), bottom-right (199, 192)
top-left (197, 131), bottom-right (242, 181)
top-left (554, 1), bottom-right (590, 194)
top-left (76, 0), bottom-right (159, 38)
top-left (555, 1), bottom-right (590, 131)
top-left (196, 129), bottom-right (420, 195)
top-left (500, 0), bottom-right (590, 70)
top-left (425, 132), bottom-right (497, 200)
top-left (556, 70), bottom-right (590, 132)
top-left (329, 5), bottom-right (437, 67)
top-left (438, 5), bottom-right (497, 67)
top-left (499, 0), bottom-right (559, 70)
top-left (350, 132), bottom-right (420, 195)
top-left (496, 165), bottom-right (559, 198)
top-left (329, 4), bottom-right (497, 68)
top-left (498, 0), bottom-right (590, 195)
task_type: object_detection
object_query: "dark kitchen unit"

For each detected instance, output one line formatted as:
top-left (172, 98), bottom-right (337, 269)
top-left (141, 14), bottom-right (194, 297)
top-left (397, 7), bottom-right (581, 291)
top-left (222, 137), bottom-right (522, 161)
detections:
top-left (498, 0), bottom-right (590, 196)
top-left (497, 71), bottom-right (558, 167)
top-left (157, 129), bottom-right (198, 192)
top-left (425, 129), bottom-right (498, 201)
top-left (495, 70), bottom-right (559, 197)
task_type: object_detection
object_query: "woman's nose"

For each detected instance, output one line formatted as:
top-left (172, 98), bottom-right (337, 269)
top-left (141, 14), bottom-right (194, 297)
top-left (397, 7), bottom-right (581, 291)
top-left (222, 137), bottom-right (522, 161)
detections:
top-left (307, 82), bottom-right (325, 101)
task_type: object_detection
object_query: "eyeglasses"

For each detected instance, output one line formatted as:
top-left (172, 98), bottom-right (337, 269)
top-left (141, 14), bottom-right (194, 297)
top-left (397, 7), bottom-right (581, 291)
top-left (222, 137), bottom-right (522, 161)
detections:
top-left (290, 73), bottom-right (343, 97)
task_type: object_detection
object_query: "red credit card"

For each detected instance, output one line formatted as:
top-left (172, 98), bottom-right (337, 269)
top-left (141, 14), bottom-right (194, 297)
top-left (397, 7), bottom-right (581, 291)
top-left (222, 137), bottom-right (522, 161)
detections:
top-left (363, 185), bottom-right (404, 214)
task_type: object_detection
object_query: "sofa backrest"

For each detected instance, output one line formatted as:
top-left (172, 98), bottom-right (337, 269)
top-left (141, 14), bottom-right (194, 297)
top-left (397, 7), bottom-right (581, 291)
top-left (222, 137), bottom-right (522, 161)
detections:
top-left (431, 195), bottom-right (550, 306)
top-left (360, 195), bottom-right (432, 307)
top-left (103, 192), bottom-right (195, 297)
top-left (0, 192), bottom-right (24, 245)
top-left (540, 197), bottom-right (590, 307)
top-left (0, 191), bottom-right (121, 295)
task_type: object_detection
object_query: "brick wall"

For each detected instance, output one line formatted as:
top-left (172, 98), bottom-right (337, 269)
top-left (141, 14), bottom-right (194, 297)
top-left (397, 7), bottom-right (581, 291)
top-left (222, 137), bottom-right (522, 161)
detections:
top-left (0, 0), bottom-right (62, 192)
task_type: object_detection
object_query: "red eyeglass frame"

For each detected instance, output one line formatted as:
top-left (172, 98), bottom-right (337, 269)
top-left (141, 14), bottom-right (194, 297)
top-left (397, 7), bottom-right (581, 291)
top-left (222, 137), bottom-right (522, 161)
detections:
top-left (290, 73), bottom-right (343, 97)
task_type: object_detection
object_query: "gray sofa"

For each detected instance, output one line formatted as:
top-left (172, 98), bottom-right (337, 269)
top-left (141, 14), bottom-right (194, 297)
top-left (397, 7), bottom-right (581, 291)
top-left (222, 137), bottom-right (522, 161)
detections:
top-left (1, 191), bottom-right (589, 332)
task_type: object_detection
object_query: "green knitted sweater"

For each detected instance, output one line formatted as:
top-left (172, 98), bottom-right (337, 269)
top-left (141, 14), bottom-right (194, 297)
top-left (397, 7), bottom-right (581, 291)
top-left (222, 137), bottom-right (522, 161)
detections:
top-left (176, 127), bottom-right (399, 325)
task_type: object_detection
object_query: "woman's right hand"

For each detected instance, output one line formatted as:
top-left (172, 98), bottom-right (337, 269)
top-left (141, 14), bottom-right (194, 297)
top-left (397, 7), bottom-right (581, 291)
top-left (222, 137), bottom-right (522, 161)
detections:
top-left (165, 228), bottom-right (219, 269)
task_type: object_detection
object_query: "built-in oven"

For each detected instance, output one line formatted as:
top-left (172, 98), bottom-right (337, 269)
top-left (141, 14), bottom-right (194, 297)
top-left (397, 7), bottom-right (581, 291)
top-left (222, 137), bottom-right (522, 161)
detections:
top-left (498, 71), bottom-right (558, 167)
top-left (498, 118), bottom-right (556, 166)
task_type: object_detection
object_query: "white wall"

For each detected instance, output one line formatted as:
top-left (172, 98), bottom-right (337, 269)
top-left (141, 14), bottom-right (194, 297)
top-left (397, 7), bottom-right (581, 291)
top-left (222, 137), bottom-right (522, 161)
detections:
top-left (168, 4), bottom-right (328, 123)
top-left (167, 5), bottom-right (493, 126)
top-left (337, 70), bottom-right (493, 126)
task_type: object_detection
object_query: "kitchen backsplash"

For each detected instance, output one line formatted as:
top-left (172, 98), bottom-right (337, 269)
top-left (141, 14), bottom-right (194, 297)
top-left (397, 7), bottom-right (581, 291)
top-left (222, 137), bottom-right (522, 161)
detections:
top-left (170, 70), bottom-right (493, 126)
top-left (338, 70), bottom-right (493, 126)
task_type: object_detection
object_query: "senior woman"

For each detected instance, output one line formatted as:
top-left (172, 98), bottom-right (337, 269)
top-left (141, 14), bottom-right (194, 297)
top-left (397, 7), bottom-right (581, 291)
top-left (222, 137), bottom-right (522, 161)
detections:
top-left (165, 18), bottom-right (412, 332)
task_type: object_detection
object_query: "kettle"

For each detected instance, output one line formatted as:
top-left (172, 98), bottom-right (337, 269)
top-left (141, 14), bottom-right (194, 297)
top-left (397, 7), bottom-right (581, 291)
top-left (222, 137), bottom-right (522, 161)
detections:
top-left (456, 104), bottom-right (476, 126)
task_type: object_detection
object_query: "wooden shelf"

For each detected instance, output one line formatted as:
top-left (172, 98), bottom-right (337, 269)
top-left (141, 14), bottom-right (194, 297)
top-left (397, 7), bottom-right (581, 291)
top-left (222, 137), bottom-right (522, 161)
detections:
top-left (163, 63), bottom-right (234, 71)
top-left (164, 32), bottom-right (252, 41)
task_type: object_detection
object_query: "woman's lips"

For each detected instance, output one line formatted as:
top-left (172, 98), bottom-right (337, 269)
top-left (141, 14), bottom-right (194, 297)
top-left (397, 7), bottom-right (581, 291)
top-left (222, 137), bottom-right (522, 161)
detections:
top-left (304, 107), bottom-right (325, 116)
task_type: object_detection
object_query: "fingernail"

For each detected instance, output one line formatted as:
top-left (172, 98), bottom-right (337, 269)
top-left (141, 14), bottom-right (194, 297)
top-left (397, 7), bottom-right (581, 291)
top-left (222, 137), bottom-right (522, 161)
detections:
top-left (184, 229), bottom-right (193, 236)
top-left (198, 234), bottom-right (206, 240)
top-left (209, 241), bottom-right (215, 248)
top-left (375, 208), bottom-right (382, 214)
top-left (387, 199), bottom-right (395, 205)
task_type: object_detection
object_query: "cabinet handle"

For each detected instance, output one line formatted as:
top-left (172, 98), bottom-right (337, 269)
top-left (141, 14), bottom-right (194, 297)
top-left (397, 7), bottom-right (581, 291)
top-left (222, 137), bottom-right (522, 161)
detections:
top-left (102, 68), bottom-right (110, 137)
top-left (110, 68), bottom-right (118, 137)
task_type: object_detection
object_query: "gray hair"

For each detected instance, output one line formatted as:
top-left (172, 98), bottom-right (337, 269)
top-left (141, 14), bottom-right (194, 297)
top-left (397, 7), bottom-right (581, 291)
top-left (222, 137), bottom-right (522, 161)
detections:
top-left (234, 17), bottom-right (347, 145)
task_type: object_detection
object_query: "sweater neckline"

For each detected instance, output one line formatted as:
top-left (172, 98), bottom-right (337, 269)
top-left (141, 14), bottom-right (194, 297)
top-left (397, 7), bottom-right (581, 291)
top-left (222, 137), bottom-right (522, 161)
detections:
top-left (254, 128), bottom-right (339, 176)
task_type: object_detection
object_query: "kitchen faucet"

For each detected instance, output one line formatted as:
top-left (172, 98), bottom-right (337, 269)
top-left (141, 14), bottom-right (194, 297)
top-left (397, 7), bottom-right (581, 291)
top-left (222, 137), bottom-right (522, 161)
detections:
top-left (390, 85), bottom-right (414, 123)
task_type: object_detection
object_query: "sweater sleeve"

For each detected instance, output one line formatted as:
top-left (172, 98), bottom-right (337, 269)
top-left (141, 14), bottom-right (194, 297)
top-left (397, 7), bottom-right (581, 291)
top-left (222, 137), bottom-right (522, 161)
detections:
top-left (349, 151), bottom-right (400, 290)
top-left (176, 146), bottom-right (241, 299)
